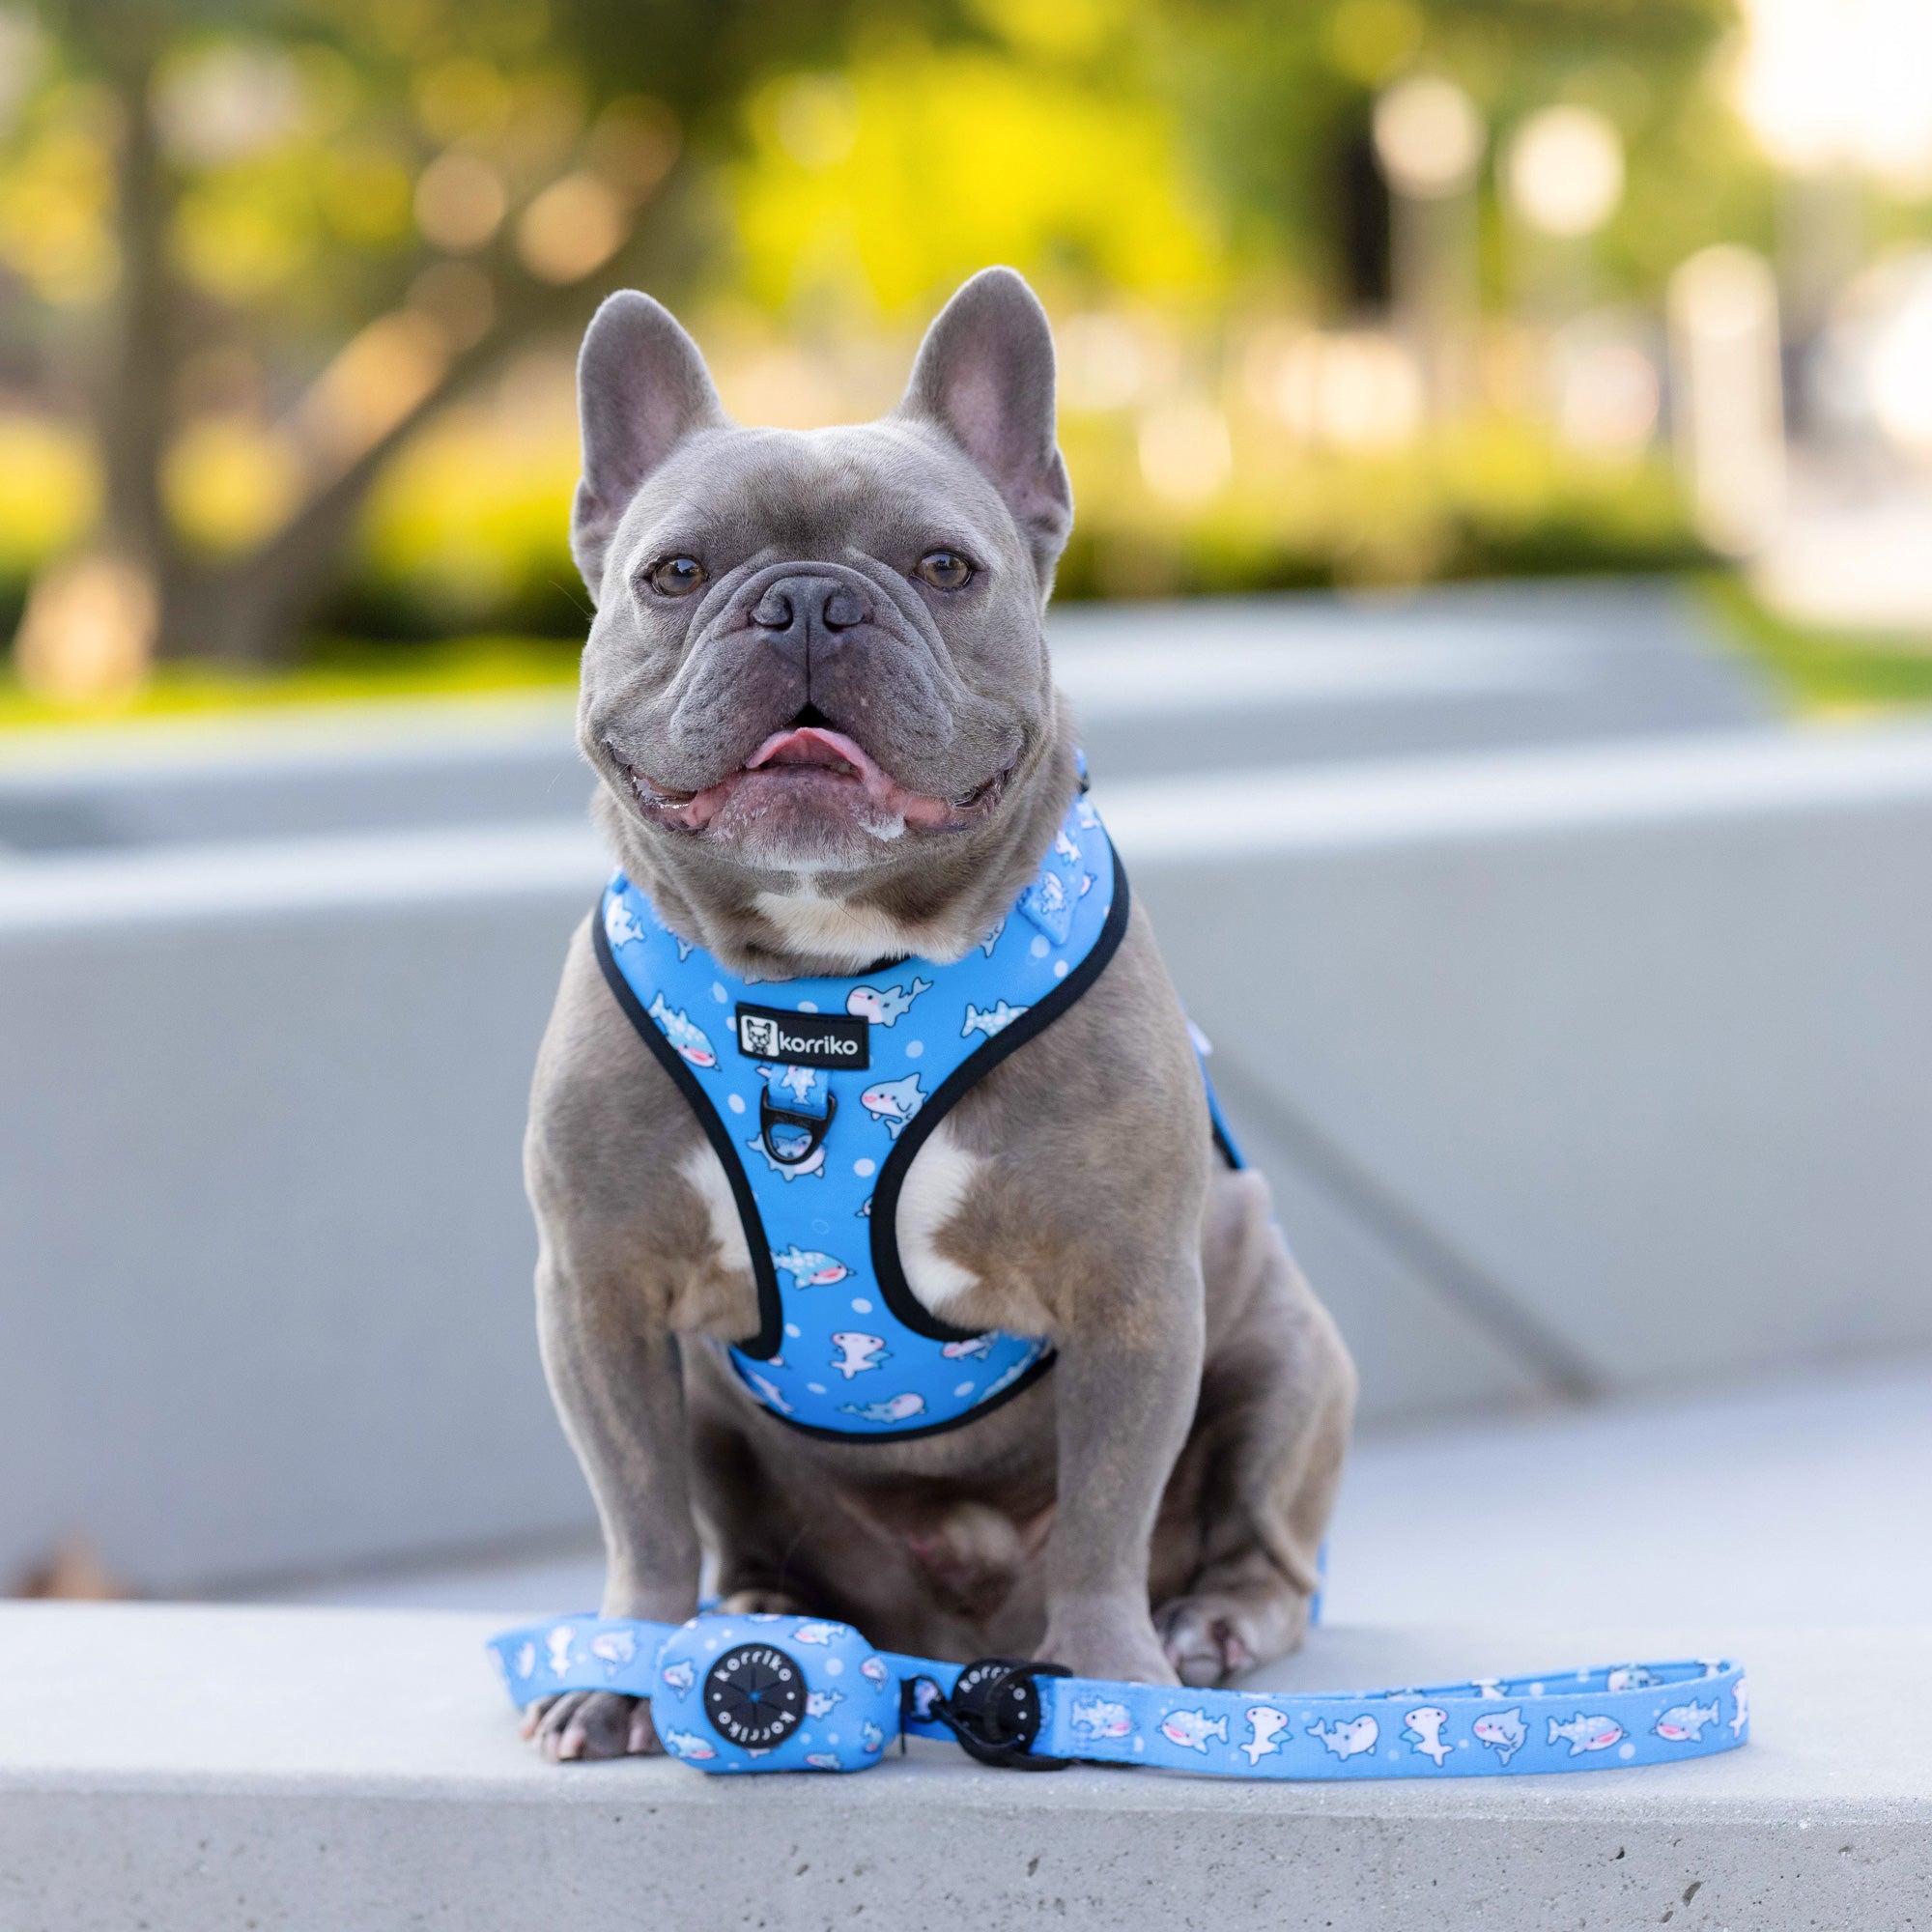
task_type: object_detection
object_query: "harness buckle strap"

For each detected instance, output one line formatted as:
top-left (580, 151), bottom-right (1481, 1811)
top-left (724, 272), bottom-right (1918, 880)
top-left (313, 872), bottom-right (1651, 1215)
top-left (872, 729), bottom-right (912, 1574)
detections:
top-left (924, 1657), bottom-right (1072, 1771)
top-left (757, 1085), bottom-right (838, 1166)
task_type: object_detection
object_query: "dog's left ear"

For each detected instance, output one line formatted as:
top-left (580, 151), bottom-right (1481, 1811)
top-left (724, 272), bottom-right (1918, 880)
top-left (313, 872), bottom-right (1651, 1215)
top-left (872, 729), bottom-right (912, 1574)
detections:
top-left (573, 290), bottom-right (727, 603)
top-left (898, 267), bottom-right (1073, 590)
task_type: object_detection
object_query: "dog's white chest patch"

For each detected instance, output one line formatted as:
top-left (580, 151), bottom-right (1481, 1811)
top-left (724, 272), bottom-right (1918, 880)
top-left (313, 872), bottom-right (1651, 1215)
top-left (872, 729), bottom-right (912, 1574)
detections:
top-left (678, 1144), bottom-right (752, 1277)
top-left (895, 1122), bottom-right (984, 1316)
top-left (753, 889), bottom-right (973, 972)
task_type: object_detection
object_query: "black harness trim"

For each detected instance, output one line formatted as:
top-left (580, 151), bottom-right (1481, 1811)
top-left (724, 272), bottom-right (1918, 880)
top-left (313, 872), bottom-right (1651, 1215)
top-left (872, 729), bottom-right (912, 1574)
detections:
top-left (866, 842), bottom-right (1133, 1342)
top-left (593, 911), bottom-right (787, 1361)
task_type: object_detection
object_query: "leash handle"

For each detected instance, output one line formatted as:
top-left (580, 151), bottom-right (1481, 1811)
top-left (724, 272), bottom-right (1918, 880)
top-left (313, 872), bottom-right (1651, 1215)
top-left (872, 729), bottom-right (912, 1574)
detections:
top-left (489, 1613), bottom-right (1747, 1779)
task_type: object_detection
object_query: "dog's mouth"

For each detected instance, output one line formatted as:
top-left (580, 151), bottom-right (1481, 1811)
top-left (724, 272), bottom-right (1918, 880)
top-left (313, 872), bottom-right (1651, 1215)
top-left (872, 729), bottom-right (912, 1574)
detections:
top-left (611, 714), bottom-right (1009, 839)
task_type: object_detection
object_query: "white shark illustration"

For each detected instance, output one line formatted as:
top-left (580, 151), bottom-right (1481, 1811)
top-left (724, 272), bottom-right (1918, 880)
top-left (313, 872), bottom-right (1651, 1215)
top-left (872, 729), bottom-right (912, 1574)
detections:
top-left (1729, 1677), bottom-right (1749, 1737)
top-left (745, 1371), bottom-right (794, 1414)
top-left (1241, 1706), bottom-right (1292, 1766)
top-left (1404, 1706), bottom-right (1451, 1766)
top-left (1605, 1663), bottom-right (1662, 1692)
top-left (772, 1245), bottom-right (850, 1288)
top-left (1548, 1713), bottom-right (1624, 1756)
top-left (1019, 869), bottom-right (1072, 942)
top-left (830, 1331), bottom-right (887, 1378)
top-left (1069, 1697), bottom-right (1132, 1740)
top-left (1472, 1707), bottom-right (1525, 1764)
top-left (545, 1626), bottom-right (574, 1676)
top-left (941, 1334), bottom-right (995, 1360)
top-left (1053, 827), bottom-right (1081, 865)
top-left (604, 897), bottom-right (645, 950)
top-left (1307, 1715), bottom-right (1379, 1760)
top-left (747, 1132), bottom-right (826, 1180)
top-left (962, 1000), bottom-right (1029, 1039)
top-left (860, 1657), bottom-right (890, 1689)
top-left (647, 994), bottom-right (717, 1068)
top-left (663, 1728), bottom-right (716, 1760)
top-left (589, 1630), bottom-right (637, 1672)
top-left (660, 1659), bottom-right (696, 1696)
top-left (861, 1719), bottom-right (885, 1753)
top-left (860, 1073), bottom-right (924, 1138)
top-left (1653, 1698), bottom-right (1720, 1743)
top-left (978, 1348), bottom-right (1043, 1402)
top-left (758, 1062), bottom-right (823, 1106)
top-left (845, 978), bottom-right (932, 1027)
top-left (804, 1751), bottom-right (840, 1770)
top-left (790, 1622), bottom-right (846, 1646)
top-left (1159, 1708), bottom-right (1229, 1752)
top-left (838, 1391), bottom-right (927, 1425)
top-left (979, 917), bottom-right (1006, 956)
top-left (806, 1690), bottom-right (843, 1719)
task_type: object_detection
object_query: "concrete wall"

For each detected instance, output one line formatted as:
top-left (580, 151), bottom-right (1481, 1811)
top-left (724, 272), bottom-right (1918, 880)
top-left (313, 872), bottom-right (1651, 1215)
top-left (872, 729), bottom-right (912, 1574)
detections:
top-left (0, 580), bottom-right (1764, 858)
top-left (6, 723), bottom-right (1931, 1592)
top-left (1121, 727), bottom-right (1932, 1415)
top-left (0, 827), bottom-right (600, 1594)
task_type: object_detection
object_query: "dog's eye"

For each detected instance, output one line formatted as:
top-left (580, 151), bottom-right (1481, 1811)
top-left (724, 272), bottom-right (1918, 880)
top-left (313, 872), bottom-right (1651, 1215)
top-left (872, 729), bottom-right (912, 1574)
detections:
top-left (914, 550), bottom-right (974, 591)
top-left (646, 555), bottom-right (707, 598)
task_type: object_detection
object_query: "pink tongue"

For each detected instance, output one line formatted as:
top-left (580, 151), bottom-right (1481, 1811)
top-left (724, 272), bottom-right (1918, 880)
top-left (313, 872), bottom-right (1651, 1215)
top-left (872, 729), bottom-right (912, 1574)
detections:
top-left (744, 726), bottom-right (879, 779)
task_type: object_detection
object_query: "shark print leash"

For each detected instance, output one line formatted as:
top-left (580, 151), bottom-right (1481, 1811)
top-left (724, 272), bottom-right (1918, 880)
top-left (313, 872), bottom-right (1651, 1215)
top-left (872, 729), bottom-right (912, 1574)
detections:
top-left (490, 1610), bottom-right (1747, 1780)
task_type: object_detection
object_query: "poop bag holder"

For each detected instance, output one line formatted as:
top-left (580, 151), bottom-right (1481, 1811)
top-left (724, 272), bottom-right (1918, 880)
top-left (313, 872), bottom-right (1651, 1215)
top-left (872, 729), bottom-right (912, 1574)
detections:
top-left (490, 1611), bottom-right (1748, 1780)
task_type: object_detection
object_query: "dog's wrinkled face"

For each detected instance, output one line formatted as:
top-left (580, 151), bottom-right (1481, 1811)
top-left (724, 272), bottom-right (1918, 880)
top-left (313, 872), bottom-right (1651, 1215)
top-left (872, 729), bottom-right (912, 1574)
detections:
top-left (574, 269), bottom-right (1073, 879)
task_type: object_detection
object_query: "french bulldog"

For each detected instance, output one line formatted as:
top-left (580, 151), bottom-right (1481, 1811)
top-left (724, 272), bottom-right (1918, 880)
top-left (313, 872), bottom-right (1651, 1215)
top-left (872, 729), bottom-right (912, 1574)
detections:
top-left (522, 267), bottom-right (1356, 1760)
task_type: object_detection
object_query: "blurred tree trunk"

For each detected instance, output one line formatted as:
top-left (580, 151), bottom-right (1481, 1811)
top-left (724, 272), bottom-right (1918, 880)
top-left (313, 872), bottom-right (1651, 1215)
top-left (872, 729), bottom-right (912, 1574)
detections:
top-left (23, 0), bottom-right (903, 676)
top-left (162, 311), bottom-right (569, 661)
top-left (97, 43), bottom-right (178, 610)
top-left (67, 6), bottom-right (607, 667)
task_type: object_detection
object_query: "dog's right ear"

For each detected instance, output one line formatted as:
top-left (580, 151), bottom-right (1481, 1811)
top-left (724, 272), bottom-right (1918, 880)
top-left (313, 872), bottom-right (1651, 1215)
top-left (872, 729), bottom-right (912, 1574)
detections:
top-left (572, 291), bottom-right (726, 602)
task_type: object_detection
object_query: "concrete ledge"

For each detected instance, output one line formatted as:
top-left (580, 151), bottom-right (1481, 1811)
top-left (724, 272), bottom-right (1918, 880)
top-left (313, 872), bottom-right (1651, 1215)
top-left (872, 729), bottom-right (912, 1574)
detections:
top-left (1, 1605), bottom-right (1923, 1931)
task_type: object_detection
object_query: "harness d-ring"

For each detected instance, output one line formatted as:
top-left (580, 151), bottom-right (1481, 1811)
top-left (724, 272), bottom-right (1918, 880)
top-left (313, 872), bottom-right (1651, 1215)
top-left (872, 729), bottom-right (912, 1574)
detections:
top-left (758, 1086), bottom-right (838, 1166)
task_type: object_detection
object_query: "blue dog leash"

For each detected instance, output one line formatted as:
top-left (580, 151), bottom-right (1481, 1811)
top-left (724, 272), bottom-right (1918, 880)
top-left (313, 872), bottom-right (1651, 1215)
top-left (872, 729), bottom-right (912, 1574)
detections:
top-left (489, 1612), bottom-right (1747, 1779)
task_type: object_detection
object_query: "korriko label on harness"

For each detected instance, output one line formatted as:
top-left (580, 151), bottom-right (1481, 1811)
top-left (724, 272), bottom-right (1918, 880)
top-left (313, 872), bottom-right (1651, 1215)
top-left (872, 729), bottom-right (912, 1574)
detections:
top-left (734, 1003), bottom-right (870, 1069)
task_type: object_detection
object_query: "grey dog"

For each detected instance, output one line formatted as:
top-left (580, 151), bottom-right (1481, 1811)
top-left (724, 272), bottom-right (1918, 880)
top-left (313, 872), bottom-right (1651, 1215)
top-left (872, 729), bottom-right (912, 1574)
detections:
top-left (521, 267), bottom-right (1356, 1761)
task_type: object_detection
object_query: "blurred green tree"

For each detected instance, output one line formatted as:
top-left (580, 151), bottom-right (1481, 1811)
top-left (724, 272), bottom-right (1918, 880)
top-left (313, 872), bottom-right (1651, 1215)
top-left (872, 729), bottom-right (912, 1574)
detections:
top-left (6, 0), bottom-right (951, 678)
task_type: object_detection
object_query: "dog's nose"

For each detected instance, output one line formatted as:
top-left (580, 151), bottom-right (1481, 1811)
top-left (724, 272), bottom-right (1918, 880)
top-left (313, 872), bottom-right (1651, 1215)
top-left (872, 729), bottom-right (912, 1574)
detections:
top-left (821, 586), bottom-right (867, 631)
top-left (749, 575), bottom-right (871, 668)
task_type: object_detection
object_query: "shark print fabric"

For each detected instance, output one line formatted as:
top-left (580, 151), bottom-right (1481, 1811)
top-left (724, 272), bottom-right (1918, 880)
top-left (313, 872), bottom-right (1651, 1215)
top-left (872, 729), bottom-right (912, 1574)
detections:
top-left (594, 789), bottom-right (1149, 1439)
top-left (493, 1614), bottom-right (1749, 1782)
top-left (1024, 1655), bottom-right (1751, 1779)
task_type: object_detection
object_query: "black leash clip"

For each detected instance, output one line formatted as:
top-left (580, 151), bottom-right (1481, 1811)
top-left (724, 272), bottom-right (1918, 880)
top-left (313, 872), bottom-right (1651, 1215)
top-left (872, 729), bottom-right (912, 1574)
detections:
top-left (758, 1086), bottom-right (837, 1166)
top-left (920, 1658), bottom-right (1071, 1771)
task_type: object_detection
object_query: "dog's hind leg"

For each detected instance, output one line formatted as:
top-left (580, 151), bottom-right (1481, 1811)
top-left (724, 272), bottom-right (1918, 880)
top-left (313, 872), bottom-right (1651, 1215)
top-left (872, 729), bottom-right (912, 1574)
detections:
top-left (1151, 1167), bottom-right (1356, 1688)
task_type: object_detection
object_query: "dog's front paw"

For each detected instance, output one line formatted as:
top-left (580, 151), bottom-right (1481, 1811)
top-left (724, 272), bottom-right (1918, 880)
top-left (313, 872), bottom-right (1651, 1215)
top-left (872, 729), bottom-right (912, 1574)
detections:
top-left (1154, 1590), bottom-right (1306, 1687)
top-left (521, 1690), bottom-right (660, 1761)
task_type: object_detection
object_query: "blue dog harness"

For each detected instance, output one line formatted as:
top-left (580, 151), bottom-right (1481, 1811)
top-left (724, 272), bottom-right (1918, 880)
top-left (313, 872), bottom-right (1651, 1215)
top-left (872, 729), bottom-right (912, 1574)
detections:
top-left (596, 788), bottom-right (1202, 1441)
top-left (490, 1609), bottom-right (1748, 1781)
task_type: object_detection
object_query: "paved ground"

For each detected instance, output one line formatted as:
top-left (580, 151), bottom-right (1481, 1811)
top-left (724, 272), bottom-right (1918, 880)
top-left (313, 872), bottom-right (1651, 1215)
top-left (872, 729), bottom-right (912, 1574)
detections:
top-left (247, 1356), bottom-right (1932, 1634)
top-left (6, 1603), bottom-right (1924, 1931)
